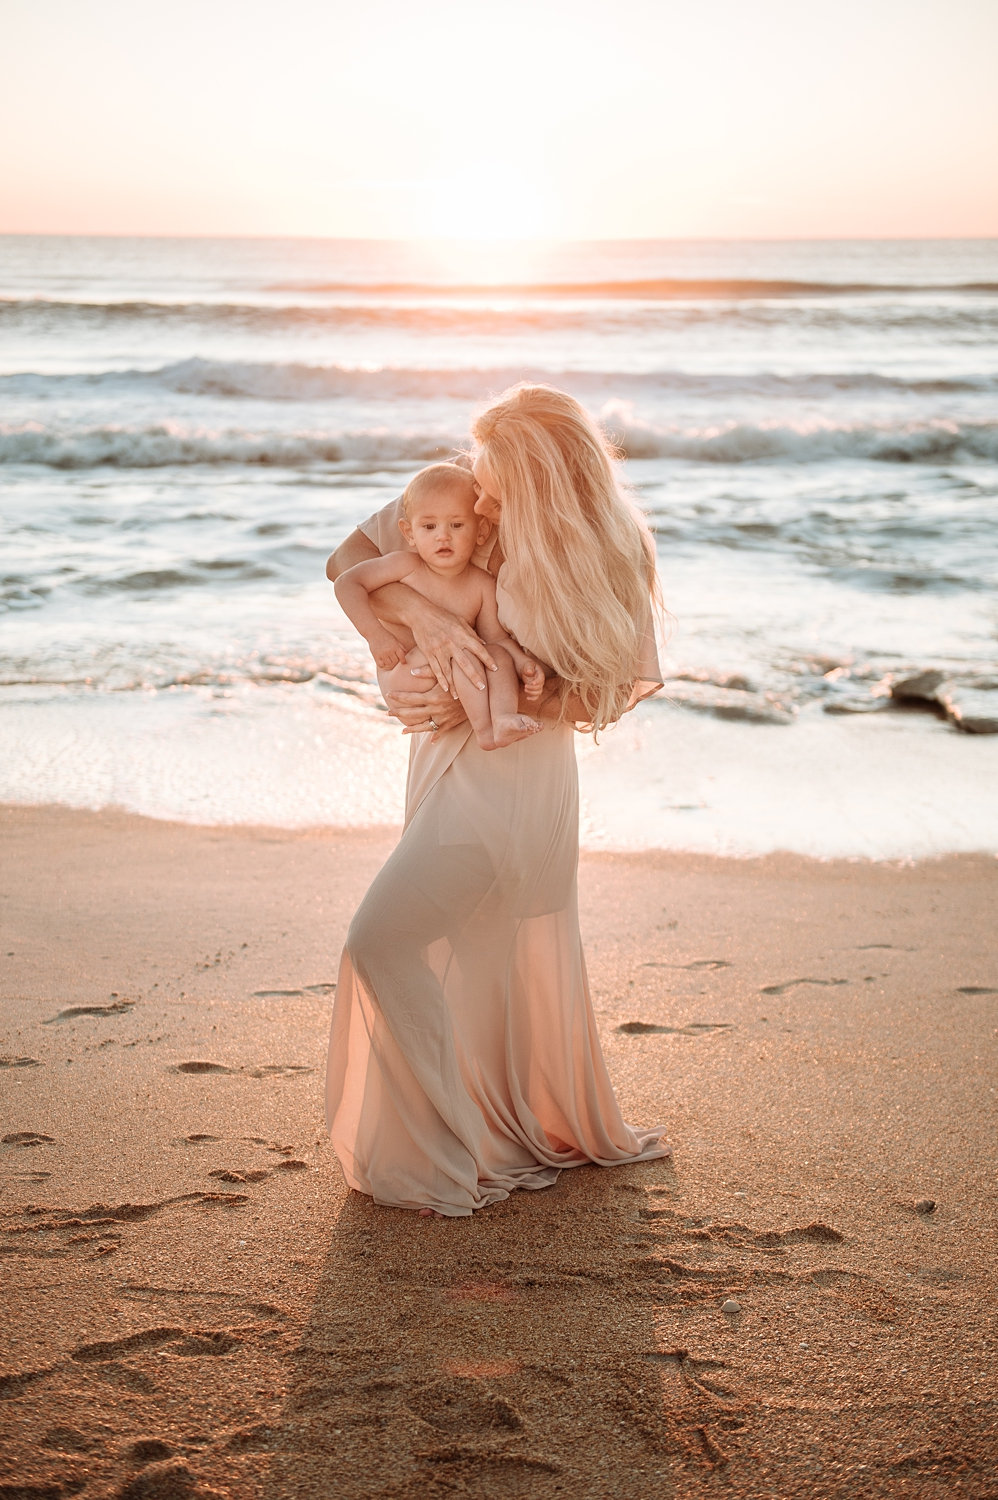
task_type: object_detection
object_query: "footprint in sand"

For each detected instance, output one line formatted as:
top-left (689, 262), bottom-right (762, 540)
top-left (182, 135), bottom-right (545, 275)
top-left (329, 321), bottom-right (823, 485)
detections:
top-left (41, 1425), bottom-right (98, 1454)
top-left (119, 1462), bottom-right (206, 1498)
top-left (639, 1204), bottom-right (843, 1250)
top-left (423, 1451), bottom-right (559, 1494)
top-left (252, 981), bottom-right (336, 998)
top-left (2, 1130), bottom-right (56, 1147)
top-left (0, 1366), bottom-right (57, 1400)
top-left (0, 1055), bottom-right (41, 1068)
top-left (645, 1350), bottom-right (736, 1399)
top-left (44, 1000), bottom-right (135, 1023)
top-left (15, 1193), bottom-right (250, 1235)
top-left (616, 1021), bottom-right (733, 1037)
top-left (248, 1064), bottom-right (314, 1078)
top-left (170, 1061), bottom-right (314, 1077)
top-left (125, 1437), bottom-right (174, 1463)
top-left (224, 1422), bottom-right (280, 1452)
top-left (408, 1376), bottom-right (523, 1436)
top-left (208, 1168), bottom-right (272, 1183)
top-left (642, 959), bottom-right (732, 971)
top-left (71, 1326), bottom-right (241, 1364)
top-left (759, 977), bottom-right (849, 996)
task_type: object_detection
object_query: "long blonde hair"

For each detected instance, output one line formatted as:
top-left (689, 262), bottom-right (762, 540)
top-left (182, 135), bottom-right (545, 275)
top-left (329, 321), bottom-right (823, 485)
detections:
top-left (472, 384), bottom-right (660, 734)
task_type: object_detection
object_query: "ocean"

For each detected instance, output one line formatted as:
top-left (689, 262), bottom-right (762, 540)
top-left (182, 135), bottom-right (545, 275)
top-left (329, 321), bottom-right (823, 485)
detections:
top-left (2, 234), bottom-right (996, 857)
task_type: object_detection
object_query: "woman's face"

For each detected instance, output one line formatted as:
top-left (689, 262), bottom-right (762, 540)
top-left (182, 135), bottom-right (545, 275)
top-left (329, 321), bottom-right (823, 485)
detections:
top-left (472, 452), bottom-right (502, 526)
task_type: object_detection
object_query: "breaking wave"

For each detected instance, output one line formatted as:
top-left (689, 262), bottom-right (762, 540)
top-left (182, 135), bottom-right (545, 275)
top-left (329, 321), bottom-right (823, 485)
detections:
top-left (266, 276), bottom-right (998, 299)
top-left (5, 295), bottom-right (998, 344)
top-left (4, 413), bottom-right (998, 469)
top-left (1, 356), bottom-right (992, 404)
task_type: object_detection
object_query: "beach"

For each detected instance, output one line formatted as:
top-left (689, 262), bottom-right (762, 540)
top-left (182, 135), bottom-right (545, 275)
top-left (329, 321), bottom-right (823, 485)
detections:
top-left (2, 805), bottom-right (996, 1498)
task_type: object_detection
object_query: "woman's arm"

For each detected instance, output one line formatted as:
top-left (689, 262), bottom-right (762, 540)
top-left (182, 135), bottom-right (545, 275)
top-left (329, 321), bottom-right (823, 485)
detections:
top-left (334, 554), bottom-right (418, 671)
top-left (328, 526), bottom-right (498, 691)
top-left (326, 530), bottom-right (380, 581)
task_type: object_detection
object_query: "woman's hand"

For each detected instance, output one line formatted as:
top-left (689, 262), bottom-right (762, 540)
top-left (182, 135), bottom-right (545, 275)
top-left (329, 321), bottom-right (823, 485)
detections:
top-left (385, 684), bottom-right (469, 741)
top-left (405, 596), bottom-right (498, 695)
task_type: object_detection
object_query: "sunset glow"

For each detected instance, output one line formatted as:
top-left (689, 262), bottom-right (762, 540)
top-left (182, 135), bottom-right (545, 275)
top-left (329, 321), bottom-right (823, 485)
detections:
top-left (2, 0), bottom-right (997, 240)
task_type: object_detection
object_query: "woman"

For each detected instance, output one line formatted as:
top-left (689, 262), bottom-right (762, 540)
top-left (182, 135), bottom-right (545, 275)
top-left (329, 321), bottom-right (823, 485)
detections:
top-left (325, 385), bottom-right (669, 1217)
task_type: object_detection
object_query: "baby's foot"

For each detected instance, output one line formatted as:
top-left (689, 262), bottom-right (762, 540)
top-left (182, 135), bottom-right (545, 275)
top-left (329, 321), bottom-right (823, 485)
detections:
top-left (491, 713), bottom-right (543, 749)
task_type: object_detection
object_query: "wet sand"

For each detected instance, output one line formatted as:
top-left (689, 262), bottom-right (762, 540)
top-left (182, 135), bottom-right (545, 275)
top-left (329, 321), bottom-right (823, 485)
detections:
top-left (1, 806), bottom-right (996, 1499)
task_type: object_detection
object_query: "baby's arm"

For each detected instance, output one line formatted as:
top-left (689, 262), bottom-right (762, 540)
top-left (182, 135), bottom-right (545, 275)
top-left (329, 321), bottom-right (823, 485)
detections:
top-left (334, 553), bottom-right (421, 669)
top-left (474, 577), bottom-right (547, 702)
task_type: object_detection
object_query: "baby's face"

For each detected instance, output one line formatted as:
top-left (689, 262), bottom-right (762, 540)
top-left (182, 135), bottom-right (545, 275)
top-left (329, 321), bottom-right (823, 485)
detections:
top-left (403, 485), bottom-right (485, 571)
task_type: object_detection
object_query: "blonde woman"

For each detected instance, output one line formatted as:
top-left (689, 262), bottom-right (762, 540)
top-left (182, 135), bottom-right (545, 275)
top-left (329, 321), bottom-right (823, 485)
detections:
top-left (325, 385), bottom-right (669, 1217)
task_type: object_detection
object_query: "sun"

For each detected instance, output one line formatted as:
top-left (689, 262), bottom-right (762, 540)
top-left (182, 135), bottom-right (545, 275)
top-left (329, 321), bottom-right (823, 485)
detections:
top-left (424, 161), bottom-right (551, 242)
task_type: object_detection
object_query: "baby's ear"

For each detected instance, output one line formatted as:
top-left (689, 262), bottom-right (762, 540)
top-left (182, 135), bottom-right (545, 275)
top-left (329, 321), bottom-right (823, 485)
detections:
top-left (398, 517), bottom-right (416, 549)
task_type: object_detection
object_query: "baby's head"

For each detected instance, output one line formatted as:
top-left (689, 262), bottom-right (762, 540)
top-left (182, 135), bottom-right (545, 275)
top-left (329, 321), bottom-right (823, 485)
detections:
top-left (399, 463), bottom-right (489, 569)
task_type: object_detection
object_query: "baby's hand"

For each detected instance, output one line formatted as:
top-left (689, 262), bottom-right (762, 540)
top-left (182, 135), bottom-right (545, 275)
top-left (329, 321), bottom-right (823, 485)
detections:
top-left (372, 632), bottom-right (408, 671)
top-left (520, 658), bottom-right (546, 702)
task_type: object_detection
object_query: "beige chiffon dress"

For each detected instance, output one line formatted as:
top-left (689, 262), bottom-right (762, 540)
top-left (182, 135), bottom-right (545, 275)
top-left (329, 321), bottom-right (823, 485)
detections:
top-left (325, 501), bottom-right (670, 1216)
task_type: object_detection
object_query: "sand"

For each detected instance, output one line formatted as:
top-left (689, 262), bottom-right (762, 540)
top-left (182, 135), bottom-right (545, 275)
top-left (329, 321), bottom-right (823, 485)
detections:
top-left (1, 805), bottom-right (996, 1499)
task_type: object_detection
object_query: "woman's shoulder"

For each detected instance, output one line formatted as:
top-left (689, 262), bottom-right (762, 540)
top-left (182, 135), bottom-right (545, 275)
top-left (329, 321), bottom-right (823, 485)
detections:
top-left (358, 496), bottom-right (406, 554)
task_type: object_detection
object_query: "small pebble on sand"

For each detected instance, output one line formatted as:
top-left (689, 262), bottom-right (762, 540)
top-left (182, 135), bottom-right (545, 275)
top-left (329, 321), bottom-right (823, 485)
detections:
top-left (915, 1199), bottom-right (937, 1214)
top-left (722, 1298), bottom-right (741, 1313)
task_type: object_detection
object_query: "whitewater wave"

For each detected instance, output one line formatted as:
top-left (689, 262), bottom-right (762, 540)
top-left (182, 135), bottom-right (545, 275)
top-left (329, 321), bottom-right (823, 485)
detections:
top-left (1, 356), bottom-right (991, 405)
top-left (601, 406), bottom-right (998, 465)
top-left (266, 276), bottom-right (998, 300)
top-left (4, 413), bottom-right (998, 470)
top-left (0, 420), bottom-right (462, 469)
top-left (5, 295), bottom-right (998, 345)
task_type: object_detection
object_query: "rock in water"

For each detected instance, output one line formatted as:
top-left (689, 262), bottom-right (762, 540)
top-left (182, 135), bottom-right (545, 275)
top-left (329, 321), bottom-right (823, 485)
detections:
top-left (662, 679), bottom-right (796, 726)
top-left (824, 695), bottom-right (890, 715)
top-left (936, 685), bottom-right (998, 734)
top-left (889, 669), bottom-right (947, 704)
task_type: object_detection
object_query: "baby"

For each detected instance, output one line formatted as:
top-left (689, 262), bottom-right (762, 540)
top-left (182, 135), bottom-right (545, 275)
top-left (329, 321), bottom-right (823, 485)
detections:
top-left (335, 463), bottom-right (546, 750)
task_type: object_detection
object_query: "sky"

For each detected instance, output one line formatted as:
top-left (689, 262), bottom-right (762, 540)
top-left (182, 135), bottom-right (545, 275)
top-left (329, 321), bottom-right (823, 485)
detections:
top-left (1, 0), bottom-right (996, 240)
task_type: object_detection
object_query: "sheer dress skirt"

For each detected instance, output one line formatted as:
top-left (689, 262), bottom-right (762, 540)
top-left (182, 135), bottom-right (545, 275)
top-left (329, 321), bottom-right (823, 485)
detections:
top-left (325, 722), bottom-right (669, 1216)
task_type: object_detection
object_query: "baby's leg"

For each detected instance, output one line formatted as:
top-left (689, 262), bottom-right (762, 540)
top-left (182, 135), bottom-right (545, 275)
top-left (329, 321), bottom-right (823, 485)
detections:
top-left (450, 659), bottom-right (503, 750)
top-left (467, 644), bottom-right (542, 750)
top-left (377, 646), bottom-right (428, 704)
top-left (487, 645), bottom-right (543, 748)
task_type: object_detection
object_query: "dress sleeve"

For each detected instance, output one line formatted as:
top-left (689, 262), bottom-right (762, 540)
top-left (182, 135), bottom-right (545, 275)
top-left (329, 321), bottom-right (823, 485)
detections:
top-left (624, 595), bottom-right (665, 712)
top-left (358, 496), bottom-right (406, 555)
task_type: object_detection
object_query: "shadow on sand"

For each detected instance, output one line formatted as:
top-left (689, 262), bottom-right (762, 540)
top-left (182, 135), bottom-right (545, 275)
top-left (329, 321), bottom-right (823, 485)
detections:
top-left (263, 1158), bottom-right (686, 1499)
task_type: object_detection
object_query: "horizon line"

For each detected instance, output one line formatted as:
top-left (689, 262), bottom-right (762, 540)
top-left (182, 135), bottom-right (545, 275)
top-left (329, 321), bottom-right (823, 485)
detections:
top-left (2, 230), bottom-right (998, 247)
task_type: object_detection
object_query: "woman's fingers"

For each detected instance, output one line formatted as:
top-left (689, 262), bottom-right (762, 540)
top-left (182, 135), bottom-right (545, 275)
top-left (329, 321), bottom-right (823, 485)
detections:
top-left (386, 690), bottom-right (442, 710)
top-left (453, 647), bottom-right (496, 692)
top-left (426, 655), bottom-right (454, 696)
top-left (465, 637), bottom-right (499, 675)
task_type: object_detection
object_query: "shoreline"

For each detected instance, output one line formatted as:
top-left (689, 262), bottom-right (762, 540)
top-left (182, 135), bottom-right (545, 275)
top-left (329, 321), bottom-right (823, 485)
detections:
top-left (3, 683), bottom-right (996, 862)
top-left (5, 798), bottom-right (998, 863)
top-left (2, 805), bottom-right (996, 1497)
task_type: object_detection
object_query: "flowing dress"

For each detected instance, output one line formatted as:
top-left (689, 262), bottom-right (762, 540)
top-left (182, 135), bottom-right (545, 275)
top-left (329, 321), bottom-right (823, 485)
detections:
top-left (325, 508), bottom-right (669, 1216)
